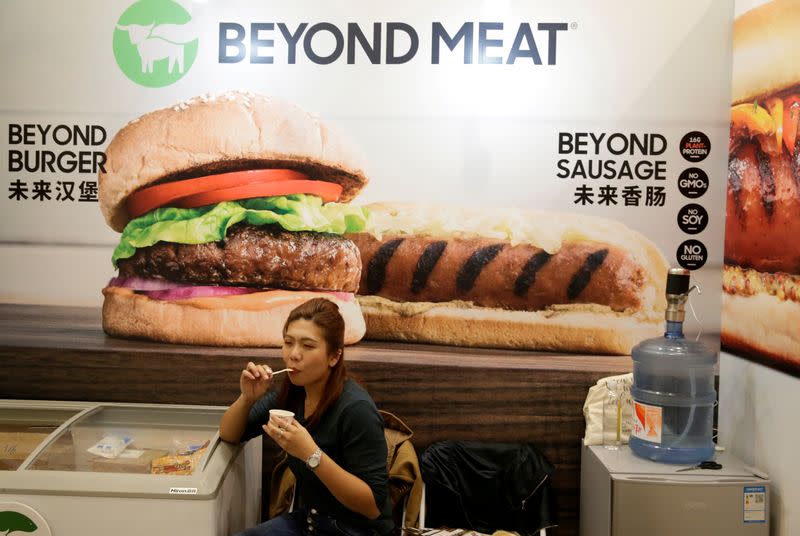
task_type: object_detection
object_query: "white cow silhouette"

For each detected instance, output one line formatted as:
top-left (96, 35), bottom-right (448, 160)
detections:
top-left (116, 22), bottom-right (196, 75)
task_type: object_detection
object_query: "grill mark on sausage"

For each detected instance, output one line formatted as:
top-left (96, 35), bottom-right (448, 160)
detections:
top-left (728, 150), bottom-right (745, 223)
top-left (366, 238), bottom-right (405, 294)
top-left (755, 145), bottom-right (776, 218)
top-left (567, 249), bottom-right (609, 300)
top-left (456, 244), bottom-right (505, 293)
top-left (513, 251), bottom-right (553, 297)
top-left (411, 241), bottom-right (447, 294)
top-left (794, 132), bottom-right (800, 189)
top-left (350, 233), bottom-right (646, 311)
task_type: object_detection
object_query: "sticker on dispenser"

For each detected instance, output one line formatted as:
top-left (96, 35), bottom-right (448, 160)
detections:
top-left (632, 401), bottom-right (662, 444)
top-left (743, 486), bottom-right (766, 523)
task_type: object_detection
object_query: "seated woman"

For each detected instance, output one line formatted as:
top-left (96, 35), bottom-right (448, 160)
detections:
top-left (220, 298), bottom-right (394, 536)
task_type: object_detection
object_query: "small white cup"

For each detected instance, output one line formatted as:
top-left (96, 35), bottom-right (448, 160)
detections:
top-left (269, 409), bottom-right (295, 426)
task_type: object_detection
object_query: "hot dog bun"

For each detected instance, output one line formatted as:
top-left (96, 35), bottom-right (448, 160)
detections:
top-left (732, 0), bottom-right (800, 104)
top-left (721, 289), bottom-right (800, 369)
top-left (349, 203), bottom-right (669, 355)
top-left (357, 296), bottom-right (663, 355)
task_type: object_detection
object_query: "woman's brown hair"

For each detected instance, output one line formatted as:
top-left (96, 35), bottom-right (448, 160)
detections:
top-left (275, 298), bottom-right (347, 430)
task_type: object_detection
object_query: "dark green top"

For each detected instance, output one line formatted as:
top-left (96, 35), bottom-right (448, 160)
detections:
top-left (243, 378), bottom-right (393, 535)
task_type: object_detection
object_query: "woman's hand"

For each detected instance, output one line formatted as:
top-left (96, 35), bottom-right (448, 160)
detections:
top-left (264, 416), bottom-right (317, 461)
top-left (265, 416), bottom-right (380, 519)
top-left (240, 362), bottom-right (272, 404)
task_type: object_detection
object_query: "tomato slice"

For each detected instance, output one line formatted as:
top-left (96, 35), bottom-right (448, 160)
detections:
top-left (126, 169), bottom-right (308, 219)
top-left (783, 95), bottom-right (800, 155)
top-left (173, 180), bottom-right (343, 209)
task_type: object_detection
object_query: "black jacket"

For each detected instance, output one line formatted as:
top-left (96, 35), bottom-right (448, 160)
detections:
top-left (420, 441), bottom-right (557, 533)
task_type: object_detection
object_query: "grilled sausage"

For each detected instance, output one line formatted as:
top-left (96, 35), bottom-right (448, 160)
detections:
top-left (348, 233), bottom-right (647, 312)
top-left (726, 140), bottom-right (800, 273)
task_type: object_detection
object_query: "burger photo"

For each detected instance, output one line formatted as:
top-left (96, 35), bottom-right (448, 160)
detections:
top-left (723, 0), bottom-right (800, 370)
top-left (347, 202), bottom-right (669, 355)
top-left (98, 91), bottom-right (369, 346)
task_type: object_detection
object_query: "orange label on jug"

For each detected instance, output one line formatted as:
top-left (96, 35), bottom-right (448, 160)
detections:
top-left (632, 401), bottom-right (662, 444)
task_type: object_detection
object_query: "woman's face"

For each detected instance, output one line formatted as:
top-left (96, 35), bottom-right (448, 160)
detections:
top-left (282, 318), bottom-right (338, 389)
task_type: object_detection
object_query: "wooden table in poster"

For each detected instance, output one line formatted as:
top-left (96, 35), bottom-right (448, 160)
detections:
top-left (0, 304), bottom-right (633, 536)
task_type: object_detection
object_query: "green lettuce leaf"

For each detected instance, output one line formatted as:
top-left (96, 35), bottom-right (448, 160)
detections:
top-left (112, 194), bottom-right (369, 266)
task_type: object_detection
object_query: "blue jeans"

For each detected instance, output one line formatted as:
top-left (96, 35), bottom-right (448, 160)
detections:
top-left (233, 508), bottom-right (377, 536)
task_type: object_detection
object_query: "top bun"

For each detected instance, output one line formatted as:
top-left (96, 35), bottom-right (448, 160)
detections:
top-left (732, 0), bottom-right (800, 104)
top-left (99, 91), bottom-right (368, 232)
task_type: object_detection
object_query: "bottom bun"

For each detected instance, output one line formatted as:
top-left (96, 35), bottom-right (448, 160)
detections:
top-left (102, 287), bottom-right (366, 347)
top-left (357, 296), bottom-right (661, 355)
top-left (721, 291), bottom-right (800, 367)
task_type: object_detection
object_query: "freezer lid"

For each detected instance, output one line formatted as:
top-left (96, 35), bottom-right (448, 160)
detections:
top-left (0, 403), bottom-right (90, 472)
top-left (1, 436), bottom-right (243, 499)
top-left (1, 402), bottom-right (247, 499)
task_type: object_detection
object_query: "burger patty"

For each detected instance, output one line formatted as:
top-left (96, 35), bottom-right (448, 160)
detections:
top-left (348, 233), bottom-right (646, 312)
top-left (118, 224), bottom-right (361, 292)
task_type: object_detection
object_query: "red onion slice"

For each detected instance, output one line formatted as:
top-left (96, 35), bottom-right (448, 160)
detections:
top-left (140, 286), bottom-right (259, 301)
top-left (107, 277), bottom-right (354, 302)
top-left (107, 276), bottom-right (192, 291)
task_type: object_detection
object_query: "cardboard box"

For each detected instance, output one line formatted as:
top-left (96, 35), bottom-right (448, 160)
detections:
top-left (91, 448), bottom-right (168, 474)
top-left (0, 431), bottom-right (51, 470)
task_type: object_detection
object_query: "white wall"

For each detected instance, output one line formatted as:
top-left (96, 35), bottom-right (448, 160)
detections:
top-left (719, 352), bottom-right (800, 534)
top-left (0, 244), bottom-right (113, 307)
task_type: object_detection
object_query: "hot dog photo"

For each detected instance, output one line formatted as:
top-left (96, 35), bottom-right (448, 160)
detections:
top-left (722, 0), bottom-right (800, 375)
top-left (350, 203), bottom-right (668, 354)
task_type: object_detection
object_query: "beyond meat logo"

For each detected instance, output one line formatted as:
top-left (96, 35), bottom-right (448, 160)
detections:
top-left (219, 21), bottom-right (572, 65)
top-left (113, 0), bottom-right (199, 87)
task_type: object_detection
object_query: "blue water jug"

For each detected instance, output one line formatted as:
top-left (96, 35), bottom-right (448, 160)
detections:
top-left (629, 268), bottom-right (716, 464)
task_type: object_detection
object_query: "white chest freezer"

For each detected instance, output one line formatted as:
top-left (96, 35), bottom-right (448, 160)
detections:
top-left (0, 400), bottom-right (261, 536)
top-left (580, 444), bottom-right (770, 536)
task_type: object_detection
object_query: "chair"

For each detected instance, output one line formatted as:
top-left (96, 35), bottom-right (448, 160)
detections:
top-left (381, 410), bottom-right (423, 530)
top-left (415, 441), bottom-right (556, 536)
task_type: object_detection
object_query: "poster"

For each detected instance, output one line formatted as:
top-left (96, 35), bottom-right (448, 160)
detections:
top-left (722, 0), bottom-right (800, 377)
top-left (0, 0), bottom-right (735, 354)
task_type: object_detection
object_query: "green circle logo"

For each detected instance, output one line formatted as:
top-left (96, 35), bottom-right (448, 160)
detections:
top-left (113, 0), bottom-right (199, 88)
